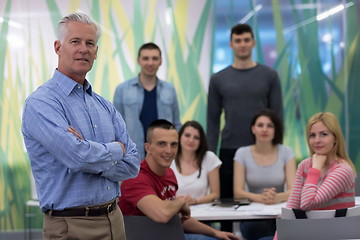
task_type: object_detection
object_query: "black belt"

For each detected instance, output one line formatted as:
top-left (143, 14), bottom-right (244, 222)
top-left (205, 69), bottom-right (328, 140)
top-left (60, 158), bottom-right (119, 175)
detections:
top-left (48, 200), bottom-right (117, 217)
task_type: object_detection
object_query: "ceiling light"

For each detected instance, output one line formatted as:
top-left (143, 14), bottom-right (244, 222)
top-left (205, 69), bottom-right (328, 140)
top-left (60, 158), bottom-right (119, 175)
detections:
top-left (316, 4), bottom-right (344, 21)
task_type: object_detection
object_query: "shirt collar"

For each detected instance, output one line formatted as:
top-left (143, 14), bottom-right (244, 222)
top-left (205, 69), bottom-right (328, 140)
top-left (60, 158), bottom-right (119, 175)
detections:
top-left (54, 69), bottom-right (93, 96)
top-left (134, 75), bottom-right (162, 87)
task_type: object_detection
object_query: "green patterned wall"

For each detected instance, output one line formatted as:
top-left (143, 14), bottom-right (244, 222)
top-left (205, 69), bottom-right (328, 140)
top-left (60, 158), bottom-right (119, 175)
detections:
top-left (0, 0), bottom-right (213, 231)
top-left (213, 0), bottom-right (360, 166)
top-left (272, 0), bottom-right (360, 166)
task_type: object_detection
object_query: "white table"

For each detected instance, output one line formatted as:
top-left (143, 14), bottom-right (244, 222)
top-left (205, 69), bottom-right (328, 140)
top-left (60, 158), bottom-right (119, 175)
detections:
top-left (191, 197), bottom-right (360, 221)
top-left (190, 202), bottom-right (287, 221)
top-left (25, 199), bottom-right (40, 240)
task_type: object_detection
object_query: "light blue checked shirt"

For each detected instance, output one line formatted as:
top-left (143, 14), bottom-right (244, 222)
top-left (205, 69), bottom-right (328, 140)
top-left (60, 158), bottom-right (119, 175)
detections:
top-left (22, 70), bottom-right (141, 212)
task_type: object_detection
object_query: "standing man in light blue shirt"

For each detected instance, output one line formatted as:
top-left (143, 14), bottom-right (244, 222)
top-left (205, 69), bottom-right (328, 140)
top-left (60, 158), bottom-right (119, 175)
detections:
top-left (113, 43), bottom-right (182, 159)
top-left (22, 12), bottom-right (140, 240)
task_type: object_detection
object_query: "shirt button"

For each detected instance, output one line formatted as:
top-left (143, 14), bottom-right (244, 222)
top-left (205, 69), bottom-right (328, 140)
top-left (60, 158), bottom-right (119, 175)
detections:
top-left (107, 186), bottom-right (110, 190)
top-left (77, 86), bottom-right (81, 89)
top-left (94, 125), bottom-right (97, 128)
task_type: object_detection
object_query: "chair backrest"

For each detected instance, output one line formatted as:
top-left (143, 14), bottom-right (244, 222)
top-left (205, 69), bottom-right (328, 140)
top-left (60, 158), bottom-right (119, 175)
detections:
top-left (124, 215), bottom-right (185, 240)
top-left (30, 171), bottom-right (38, 200)
top-left (277, 207), bottom-right (360, 240)
top-left (281, 206), bottom-right (360, 219)
top-left (355, 175), bottom-right (360, 196)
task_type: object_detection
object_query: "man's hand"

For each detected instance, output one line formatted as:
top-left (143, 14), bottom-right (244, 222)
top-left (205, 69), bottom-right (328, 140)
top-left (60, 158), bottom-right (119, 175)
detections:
top-left (312, 154), bottom-right (327, 170)
top-left (68, 126), bottom-right (84, 140)
top-left (213, 230), bottom-right (241, 240)
top-left (176, 196), bottom-right (191, 221)
top-left (179, 195), bottom-right (198, 205)
top-left (115, 141), bottom-right (126, 156)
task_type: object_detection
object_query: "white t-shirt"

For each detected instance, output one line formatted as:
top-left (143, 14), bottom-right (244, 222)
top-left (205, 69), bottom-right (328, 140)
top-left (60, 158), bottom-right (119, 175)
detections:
top-left (170, 151), bottom-right (222, 199)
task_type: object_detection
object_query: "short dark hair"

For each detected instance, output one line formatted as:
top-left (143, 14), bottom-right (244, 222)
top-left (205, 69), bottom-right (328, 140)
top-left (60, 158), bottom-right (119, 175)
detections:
top-left (230, 23), bottom-right (254, 40)
top-left (146, 119), bottom-right (175, 143)
top-left (138, 42), bottom-right (162, 58)
top-left (175, 121), bottom-right (208, 178)
top-left (250, 109), bottom-right (283, 145)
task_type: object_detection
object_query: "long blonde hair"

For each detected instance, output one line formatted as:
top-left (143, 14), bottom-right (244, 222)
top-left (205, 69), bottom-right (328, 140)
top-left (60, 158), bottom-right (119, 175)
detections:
top-left (306, 112), bottom-right (356, 172)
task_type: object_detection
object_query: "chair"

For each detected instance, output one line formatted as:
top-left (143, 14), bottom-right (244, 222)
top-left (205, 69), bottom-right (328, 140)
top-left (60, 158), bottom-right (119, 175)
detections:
top-left (24, 171), bottom-right (41, 240)
top-left (277, 207), bottom-right (360, 240)
top-left (124, 215), bottom-right (185, 240)
top-left (355, 175), bottom-right (360, 196)
top-left (280, 205), bottom-right (360, 219)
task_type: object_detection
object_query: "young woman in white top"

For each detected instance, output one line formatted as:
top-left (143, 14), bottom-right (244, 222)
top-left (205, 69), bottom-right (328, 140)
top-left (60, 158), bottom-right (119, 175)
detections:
top-left (233, 109), bottom-right (296, 240)
top-left (170, 121), bottom-right (222, 205)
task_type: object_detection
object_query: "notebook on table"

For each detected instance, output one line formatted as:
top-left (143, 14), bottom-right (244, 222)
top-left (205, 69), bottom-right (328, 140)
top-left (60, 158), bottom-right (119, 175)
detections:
top-left (212, 198), bottom-right (251, 207)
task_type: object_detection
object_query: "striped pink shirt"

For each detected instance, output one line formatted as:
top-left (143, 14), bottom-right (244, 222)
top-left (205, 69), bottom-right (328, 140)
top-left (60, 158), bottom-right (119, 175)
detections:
top-left (286, 157), bottom-right (355, 211)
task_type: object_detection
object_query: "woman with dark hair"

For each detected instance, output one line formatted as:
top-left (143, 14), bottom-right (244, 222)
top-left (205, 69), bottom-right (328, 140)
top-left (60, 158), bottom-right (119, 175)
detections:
top-left (170, 121), bottom-right (221, 205)
top-left (233, 109), bottom-right (296, 240)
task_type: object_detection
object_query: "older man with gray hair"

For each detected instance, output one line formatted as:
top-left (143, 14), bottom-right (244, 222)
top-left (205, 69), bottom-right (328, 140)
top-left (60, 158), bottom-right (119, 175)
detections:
top-left (22, 12), bottom-right (141, 240)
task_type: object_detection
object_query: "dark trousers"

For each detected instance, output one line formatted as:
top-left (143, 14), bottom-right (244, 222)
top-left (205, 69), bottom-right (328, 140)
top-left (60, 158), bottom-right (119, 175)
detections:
top-left (240, 219), bottom-right (276, 240)
top-left (219, 148), bottom-right (237, 232)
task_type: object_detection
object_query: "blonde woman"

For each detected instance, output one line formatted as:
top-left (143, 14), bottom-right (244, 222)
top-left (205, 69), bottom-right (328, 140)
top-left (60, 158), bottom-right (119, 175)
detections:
top-left (286, 112), bottom-right (356, 210)
top-left (274, 112), bottom-right (356, 240)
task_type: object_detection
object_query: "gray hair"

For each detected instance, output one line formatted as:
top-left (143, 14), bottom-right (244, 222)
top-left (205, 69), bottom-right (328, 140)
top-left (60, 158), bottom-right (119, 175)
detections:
top-left (57, 12), bottom-right (101, 43)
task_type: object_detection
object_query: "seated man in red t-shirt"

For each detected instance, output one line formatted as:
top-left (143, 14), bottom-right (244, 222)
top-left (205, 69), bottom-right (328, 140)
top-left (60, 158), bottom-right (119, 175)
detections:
top-left (118, 119), bottom-right (240, 240)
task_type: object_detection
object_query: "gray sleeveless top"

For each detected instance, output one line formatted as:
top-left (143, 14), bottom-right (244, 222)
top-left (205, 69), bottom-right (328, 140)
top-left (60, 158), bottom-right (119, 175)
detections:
top-left (234, 144), bottom-right (294, 193)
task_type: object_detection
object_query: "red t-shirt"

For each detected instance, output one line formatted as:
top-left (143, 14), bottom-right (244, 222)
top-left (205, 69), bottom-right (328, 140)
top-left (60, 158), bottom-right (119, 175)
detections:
top-left (118, 160), bottom-right (178, 215)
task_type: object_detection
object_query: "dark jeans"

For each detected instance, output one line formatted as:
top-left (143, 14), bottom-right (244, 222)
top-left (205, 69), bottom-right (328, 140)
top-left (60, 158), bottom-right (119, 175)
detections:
top-left (219, 148), bottom-right (237, 232)
top-left (240, 219), bottom-right (276, 240)
top-left (184, 234), bottom-right (218, 240)
top-left (219, 148), bottom-right (236, 199)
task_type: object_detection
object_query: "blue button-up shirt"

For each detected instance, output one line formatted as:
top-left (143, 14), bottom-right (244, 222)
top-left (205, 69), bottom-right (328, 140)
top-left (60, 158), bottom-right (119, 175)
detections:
top-left (22, 70), bottom-right (140, 212)
top-left (113, 76), bottom-right (181, 159)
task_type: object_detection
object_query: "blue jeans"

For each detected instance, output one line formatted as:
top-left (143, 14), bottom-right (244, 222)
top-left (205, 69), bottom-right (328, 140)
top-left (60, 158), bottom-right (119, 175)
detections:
top-left (185, 233), bottom-right (219, 240)
top-left (240, 219), bottom-right (276, 240)
top-left (258, 237), bottom-right (274, 240)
